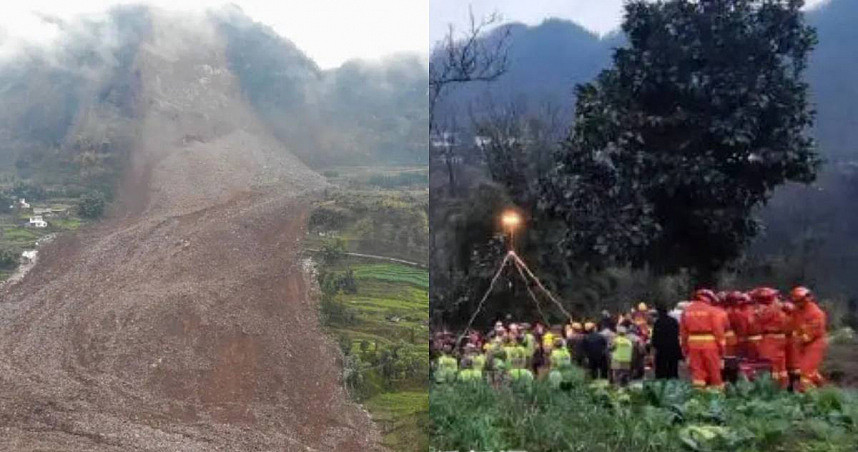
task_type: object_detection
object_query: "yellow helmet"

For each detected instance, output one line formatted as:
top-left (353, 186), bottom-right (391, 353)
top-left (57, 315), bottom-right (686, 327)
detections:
top-left (584, 321), bottom-right (596, 332)
top-left (571, 322), bottom-right (583, 331)
top-left (637, 302), bottom-right (648, 311)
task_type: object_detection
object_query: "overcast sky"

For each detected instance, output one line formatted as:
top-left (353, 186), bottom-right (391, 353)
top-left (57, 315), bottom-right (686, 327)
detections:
top-left (430, 0), bottom-right (832, 46)
top-left (0, 0), bottom-right (428, 69)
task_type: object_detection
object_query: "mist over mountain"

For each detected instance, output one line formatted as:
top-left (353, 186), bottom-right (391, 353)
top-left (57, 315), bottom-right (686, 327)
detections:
top-left (0, 4), bottom-right (428, 196)
top-left (434, 0), bottom-right (856, 160)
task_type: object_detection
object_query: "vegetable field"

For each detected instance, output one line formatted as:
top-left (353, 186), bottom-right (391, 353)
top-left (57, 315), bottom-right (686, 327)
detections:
top-left (431, 377), bottom-right (858, 452)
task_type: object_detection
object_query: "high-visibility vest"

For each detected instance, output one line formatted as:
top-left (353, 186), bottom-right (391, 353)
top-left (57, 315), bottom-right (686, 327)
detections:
top-left (550, 348), bottom-right (572, 369)
top-left (612, 335), bottom-right (633, 364)
top-left (457, 369), bottom-right (483, 382)
top-left (508, 368), bottom-right (534, 383)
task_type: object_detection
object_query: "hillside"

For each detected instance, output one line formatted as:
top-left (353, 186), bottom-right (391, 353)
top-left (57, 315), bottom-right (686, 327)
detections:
top-left (0, 8), bottom-right (379, 451)
top-left (431, 0), bottom-right (858, 309)
top-left (0, 5), bottom-right (427, 193)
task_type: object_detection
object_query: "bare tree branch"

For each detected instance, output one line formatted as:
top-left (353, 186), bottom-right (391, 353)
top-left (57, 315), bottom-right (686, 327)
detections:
top-left (429, 7), bottom-right (511, 131)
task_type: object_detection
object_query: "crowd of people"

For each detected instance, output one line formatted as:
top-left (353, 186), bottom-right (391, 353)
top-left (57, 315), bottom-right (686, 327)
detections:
top-left (432, 286), bottom-right (828, 392)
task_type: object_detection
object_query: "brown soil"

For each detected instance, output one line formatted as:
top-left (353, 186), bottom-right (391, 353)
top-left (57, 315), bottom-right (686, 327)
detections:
top-left (0, 10), bottom-right (378, 451)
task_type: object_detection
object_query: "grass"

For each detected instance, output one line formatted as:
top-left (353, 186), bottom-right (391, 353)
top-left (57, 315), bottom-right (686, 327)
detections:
top-left (430, 377), bottom-right (858, 452)
top-left (353, 263), bottom-right (429, 290)
top-left (51, 217), bottom-right (82, 230)
top-left (365, 391), bottom-right (430, 451)
top-left (2, 227), bottom-right (38, 242)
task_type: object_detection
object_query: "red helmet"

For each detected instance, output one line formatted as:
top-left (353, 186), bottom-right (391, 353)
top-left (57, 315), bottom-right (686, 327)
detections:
top-left (693, 289), bottom-right (719, 304)
top-left (750, 287), bottom-right (779, 305)
top-left (791, 286), bottom-right (813, 304)
top-left (725, 291), bottom-right (745, 306)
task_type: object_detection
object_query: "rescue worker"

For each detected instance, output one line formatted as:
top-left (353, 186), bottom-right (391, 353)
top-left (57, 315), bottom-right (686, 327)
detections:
top-left (713, 296), bottom-right (737, 358)
top-left (548, 338), bottom-right (574, 389)
top-left (463, 343), bottom-right (486, 373)
top-left (434, 344), bottom-right (459, 384)
top-left (726, 292), bottom-right (750, 359)
top-left (741, 291), bottom-right (763, 361)
top-left (652, 304), bottom-right (682, 379)
top-left (713, 293), bottom-right (739, 383)
top-left (566, 322), bottom-right (587, 366)
top-left (631, 302), bottom-right (651, 343)
top-left (506, 347), bottom-right (535, 388)
top-left (611, 325), bottom-right (634, 386)
top-left (753, 287), bottom-right (789, 388)
top-left (790, 286), bottom-right (828, 392)
top-left (582, 321), bottom-right (610, 380)
top-left (680, 289), bottom-right (725, 389)
top-left (782, 301), bottom-right (801, 391)
top-left (457, 357), bottom-right (483, 383)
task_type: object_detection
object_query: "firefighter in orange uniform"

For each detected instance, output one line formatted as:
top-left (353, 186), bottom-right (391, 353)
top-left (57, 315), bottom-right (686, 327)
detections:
top-left (726, 291), bottom-right (750, 358)
top-left (790, 287), bottom-right (827, 392)
top-left (713, 296), bottom-right (737, 357)
top-left (742, 291), bottom-right (763, 360)
top-left (782, 301), bottom-right (801, 390)
top-left (752, 287), bottom-right (789, 387)
top-left (680, 289), bottom-right (725, 389)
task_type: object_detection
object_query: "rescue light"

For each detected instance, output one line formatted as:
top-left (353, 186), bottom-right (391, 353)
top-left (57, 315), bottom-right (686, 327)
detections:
top-left (501, 210), bottom-right (522, 229)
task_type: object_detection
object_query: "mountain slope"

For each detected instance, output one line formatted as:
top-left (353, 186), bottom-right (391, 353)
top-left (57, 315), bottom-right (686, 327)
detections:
top-left (0, 9), bottom-right (377, 451)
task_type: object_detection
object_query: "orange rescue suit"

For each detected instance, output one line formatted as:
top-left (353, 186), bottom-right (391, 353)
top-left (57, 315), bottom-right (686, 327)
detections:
top-left (741, 303), bottom-right (762, 360)
top-left (785, 308), bottom-right (801, 380)
top-left (680, 301), bottom-right (725, 388)
top-left (756, 302), bottom-right (789, 387)
top-left (713, 305), bottom-right (737, 357)
top-left (794, 301), bottom-right (827, 392)
top-left (727, 305), bottom-right (749, 358)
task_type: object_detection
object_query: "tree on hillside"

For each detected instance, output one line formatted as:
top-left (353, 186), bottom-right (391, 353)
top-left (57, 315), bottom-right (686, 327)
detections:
top-left (78, 191), bottom-right (106, 219)
top-left (538, 0), bottom-right (819, 284)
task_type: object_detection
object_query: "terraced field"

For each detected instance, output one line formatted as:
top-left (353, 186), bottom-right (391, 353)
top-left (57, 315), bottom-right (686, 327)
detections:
top-left (320, 259), bottom-right (429, 451)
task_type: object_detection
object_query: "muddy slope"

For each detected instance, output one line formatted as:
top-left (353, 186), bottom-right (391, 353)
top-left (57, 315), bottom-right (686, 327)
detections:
top-left (0, 11), bottom-right (377, 451)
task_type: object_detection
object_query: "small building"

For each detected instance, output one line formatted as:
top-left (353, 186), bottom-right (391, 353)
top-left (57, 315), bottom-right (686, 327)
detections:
top-left (28, 216), bottom-right (47, 228)
top-left (33, 207), bottom-right (52, 216)
top-left (19, 198), bottom-right (30, 209)
top-left (21, 250), bottom-right (37, 261)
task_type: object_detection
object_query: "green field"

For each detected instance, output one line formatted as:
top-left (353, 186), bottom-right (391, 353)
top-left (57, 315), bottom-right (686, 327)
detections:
top-left (311, 166), bottom-right (429, 450)
top-left (321, 260), bottom-right (429, 450)
top-left (431, 376), bottom-right (858, 452)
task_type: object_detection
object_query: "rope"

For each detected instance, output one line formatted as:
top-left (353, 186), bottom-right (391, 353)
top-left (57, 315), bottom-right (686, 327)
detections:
top-left (509, 251), bottom-right (574, 321)
top-left (512, 257), bottom-right (549, 325)
top-left (456, 251), bottom-right (513, 346)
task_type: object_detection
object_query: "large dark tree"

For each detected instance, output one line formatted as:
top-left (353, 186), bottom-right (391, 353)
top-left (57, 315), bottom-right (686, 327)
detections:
top-left (540, 0), bottom-right (819, 284)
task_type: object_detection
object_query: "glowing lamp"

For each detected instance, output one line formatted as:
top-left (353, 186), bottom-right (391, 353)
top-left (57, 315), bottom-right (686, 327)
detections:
top-left (501, 211), bottom-right (522, 229)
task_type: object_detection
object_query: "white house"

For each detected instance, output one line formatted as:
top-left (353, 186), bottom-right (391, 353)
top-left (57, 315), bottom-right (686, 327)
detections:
top-left (19, 198), bottom-right (30, 209)
top-left (21, 250), bottom-right (37, 261)
top-left (28, 216), bottom-right (47, 228)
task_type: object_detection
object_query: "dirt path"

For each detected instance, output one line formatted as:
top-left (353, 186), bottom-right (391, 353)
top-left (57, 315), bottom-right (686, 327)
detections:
top-left (0, 10), bottom-right (378, 451)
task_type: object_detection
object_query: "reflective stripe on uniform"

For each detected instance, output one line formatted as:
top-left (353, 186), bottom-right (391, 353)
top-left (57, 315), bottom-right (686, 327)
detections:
top-left (687, 334), bottom-right (716, 342)
top-left (748, 335), bottom-right (763, 341)
top-left (765, 333), bottom-right (786, 339)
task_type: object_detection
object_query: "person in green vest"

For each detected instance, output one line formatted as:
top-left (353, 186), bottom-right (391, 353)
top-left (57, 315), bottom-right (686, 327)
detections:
top-left (611, 325), bottom-right (634, 386)
top-left (457, 357), bottom-right (483, 383)
top-left (548, 338), bottom-right (575, 389)
top-left (506, 350), bottom-right (534, 388)
top-left (463, 343), bottom-right (486, 372)
top-left (434, 344), bottom-right (458, 384)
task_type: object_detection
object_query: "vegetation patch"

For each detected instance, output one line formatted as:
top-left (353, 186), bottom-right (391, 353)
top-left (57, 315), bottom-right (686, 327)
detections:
top-left (430, 378), bottom-right (858, 452)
